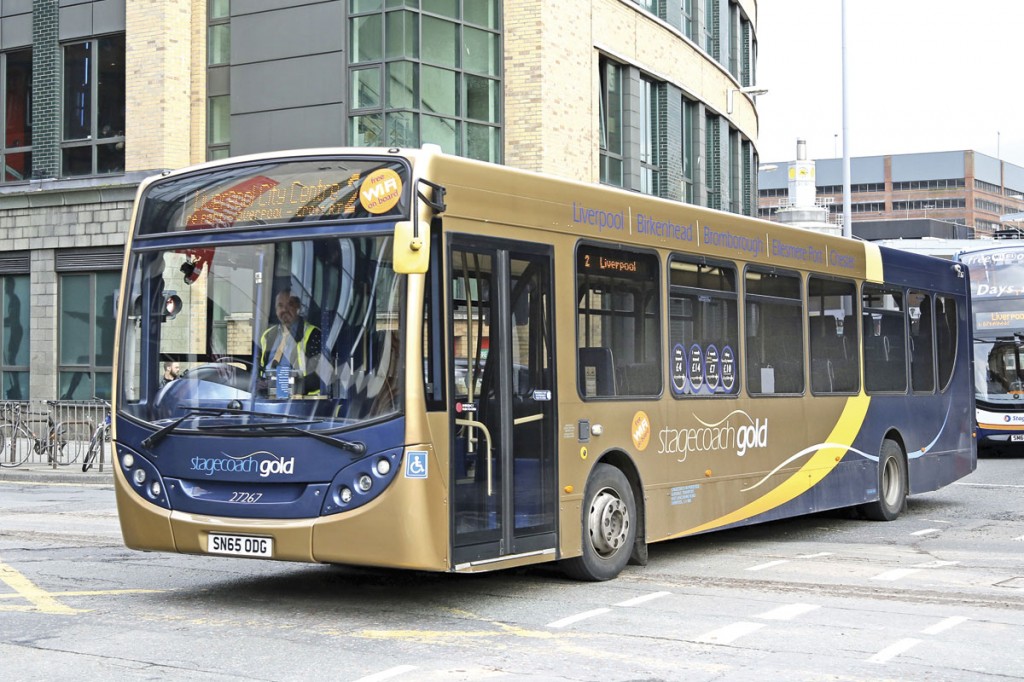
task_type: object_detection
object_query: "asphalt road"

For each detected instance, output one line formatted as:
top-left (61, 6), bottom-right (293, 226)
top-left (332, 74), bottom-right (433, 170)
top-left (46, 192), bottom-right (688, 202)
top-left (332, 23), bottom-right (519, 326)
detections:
top-left (1, 454), bottom-right (1023, 681)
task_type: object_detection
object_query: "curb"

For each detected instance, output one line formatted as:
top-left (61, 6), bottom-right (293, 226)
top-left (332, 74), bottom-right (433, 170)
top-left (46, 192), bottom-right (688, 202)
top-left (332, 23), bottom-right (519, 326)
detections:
top-left (0, 465), bottom-right (114, 485)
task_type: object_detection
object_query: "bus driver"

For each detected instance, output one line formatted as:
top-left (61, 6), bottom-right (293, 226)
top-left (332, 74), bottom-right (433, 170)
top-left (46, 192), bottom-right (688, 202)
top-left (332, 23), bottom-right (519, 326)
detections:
top-left (257, 290), bottom-right (322, 397)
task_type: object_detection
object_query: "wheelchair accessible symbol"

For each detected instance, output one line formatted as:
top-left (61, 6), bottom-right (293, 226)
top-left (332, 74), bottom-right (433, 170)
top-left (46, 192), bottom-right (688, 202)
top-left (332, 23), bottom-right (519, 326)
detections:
top-left (405, 451), bottom-right (429, 479)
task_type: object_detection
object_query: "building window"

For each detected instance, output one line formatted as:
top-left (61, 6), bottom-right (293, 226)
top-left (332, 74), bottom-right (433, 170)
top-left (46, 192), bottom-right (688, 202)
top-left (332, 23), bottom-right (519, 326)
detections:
top-left (2, 275), bottom-right (29, 400)
top-left (208, 96), bottom-right (230, 160)
top-left (681, 97), bottom-right (695, 203)
top-left (727, 1), bottom-right (739, 78)
top-left (599, 57), bottom-right (624, 187)
top-left (59, 272), bottom-right (120, 400)
top-left (639, 78), bottom-right (661, 196)
top-left (61, 35), bottom-right (125, 177)
top-left (348, 1), bottom-right (501, 162)
top-left (209, 0), bottom-right (230, 66)
top-left (728, 128), bottom-right (740, 212)
top-left (681, 0), bottom-right (696, 41)
top-left (3, 49), bottom-right (31, 183)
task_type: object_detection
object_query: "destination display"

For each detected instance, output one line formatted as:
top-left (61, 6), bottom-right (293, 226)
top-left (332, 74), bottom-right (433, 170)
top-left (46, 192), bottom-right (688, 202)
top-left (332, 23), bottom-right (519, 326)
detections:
top-left (975, 310), bottom-right (1024, 331)
top-left (138, 157), bottom-right (411, 235)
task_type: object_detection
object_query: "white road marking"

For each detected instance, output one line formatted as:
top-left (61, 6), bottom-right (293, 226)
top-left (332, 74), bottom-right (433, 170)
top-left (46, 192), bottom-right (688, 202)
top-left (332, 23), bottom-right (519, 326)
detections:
top-left (872, 560), bottom-right (958, 581)
top-left (795, 552), bottom-right (833, 559)
top-left (869, 638), bottom-right (922, 663)
top-left (746, 559), bottom-right (789, 571)
top-left (871, 567), bottom-right (921, 581)
top-left (756, 603), bottom-right (821, 621)
top-left (910, 528), bottom-right (942, 536)
top-left (353, 665), bottom-right (418, 682)
top-left (546, 607), bottom-right (611, 629)
top-left (922, 616), bottom-right (969, 635)
top-left (954, 482), bottom-right (1024, 489)
top-left (694, 621), bottom-right (766, 644)
top-left (615, 591), bottom-right (671, 608)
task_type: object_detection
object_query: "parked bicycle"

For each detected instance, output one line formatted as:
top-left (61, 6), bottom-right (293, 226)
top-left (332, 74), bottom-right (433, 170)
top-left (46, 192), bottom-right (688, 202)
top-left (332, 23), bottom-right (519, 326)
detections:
top-left (0, 400), bottom-right (93, 468)
top-left (82, 404), bottom-right (112, 472)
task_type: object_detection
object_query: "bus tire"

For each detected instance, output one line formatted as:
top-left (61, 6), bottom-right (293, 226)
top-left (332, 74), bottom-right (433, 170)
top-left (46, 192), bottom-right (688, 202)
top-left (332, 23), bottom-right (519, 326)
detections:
top-left (563, 463), bottom-right (636, 581)
top-left (862, 439), bottom-right (906, 521)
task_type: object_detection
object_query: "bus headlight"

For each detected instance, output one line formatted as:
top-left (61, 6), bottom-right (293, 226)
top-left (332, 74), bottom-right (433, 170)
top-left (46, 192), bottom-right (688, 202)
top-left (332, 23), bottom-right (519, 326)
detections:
top-left (149, 481), bottom-right (162, 498)
top-left (122, 453), bottom-right (135, 469)
top-left (358, 474), bottom-right (373, 492)
top-left (339, 487), bottom-right (353, 504)
top-left (375, 458), bottom-right (391, 476)
top-left (133, 469), bottom-right (147, 485)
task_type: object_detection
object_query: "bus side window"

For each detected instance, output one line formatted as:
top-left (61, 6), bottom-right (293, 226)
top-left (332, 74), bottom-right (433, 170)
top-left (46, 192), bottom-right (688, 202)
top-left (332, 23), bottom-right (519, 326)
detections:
top-left (936, 296), bottom-right (957, 391)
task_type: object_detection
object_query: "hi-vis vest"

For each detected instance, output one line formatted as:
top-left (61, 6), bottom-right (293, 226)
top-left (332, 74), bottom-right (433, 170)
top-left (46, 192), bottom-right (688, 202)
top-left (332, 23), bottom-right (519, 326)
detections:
top-left (260, 321), bottom-right (317, 376)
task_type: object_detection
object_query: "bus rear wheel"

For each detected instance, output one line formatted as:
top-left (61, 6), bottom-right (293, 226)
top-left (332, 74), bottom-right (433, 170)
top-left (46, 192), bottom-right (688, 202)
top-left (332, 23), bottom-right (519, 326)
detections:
top-left (861, 439), bottom-right (906, 521)
top-left (563, 463), bottom-right (636, 581)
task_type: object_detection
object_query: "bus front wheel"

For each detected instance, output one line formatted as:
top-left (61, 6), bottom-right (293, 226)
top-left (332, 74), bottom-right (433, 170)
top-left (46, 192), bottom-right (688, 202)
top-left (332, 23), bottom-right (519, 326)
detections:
top-left (861, 439), bottom-right (907, 521)
top-left (563, 463), bottom-right (636, 581)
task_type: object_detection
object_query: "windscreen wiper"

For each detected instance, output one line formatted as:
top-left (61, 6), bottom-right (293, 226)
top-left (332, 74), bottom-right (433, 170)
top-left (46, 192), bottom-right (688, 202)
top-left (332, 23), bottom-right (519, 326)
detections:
top-left (192, 419), bottom-right (367, 454)
top-left (142, 407), bottom-right (233, 449)
top-left (259, 425), bottom-right (367, 454)
top-left (143, 407), bottom-right (317, 449)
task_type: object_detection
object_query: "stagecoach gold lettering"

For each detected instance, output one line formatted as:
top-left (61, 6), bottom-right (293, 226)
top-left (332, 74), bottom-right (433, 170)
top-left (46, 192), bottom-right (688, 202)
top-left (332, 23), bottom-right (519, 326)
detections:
top-left (657, 411), bottom-right (769, 461)
top-left (190, 452), bottom-right (296, 477)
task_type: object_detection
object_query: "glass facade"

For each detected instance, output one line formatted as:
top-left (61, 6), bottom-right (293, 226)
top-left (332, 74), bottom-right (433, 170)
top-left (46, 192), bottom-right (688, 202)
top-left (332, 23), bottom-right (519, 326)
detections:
top-left (348, 0), bottom-right (501, 162)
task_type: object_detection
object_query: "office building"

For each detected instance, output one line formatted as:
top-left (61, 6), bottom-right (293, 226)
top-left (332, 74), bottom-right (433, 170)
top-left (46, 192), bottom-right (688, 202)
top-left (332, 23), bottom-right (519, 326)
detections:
top-left (758, 149), bottom-right (1024, 240)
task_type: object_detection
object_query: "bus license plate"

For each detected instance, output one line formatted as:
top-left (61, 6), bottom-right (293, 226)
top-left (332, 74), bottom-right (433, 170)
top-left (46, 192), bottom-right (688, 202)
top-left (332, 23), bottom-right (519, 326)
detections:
top-left (207, 533), bottom-right (273, 558)
top-left (1011, 434), bottom-right (1024, 442)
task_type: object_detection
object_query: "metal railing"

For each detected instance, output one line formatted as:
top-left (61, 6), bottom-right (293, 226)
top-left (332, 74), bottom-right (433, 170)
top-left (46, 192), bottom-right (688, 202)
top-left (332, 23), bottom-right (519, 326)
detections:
top-left (0, 399), bottom-right (111, 471)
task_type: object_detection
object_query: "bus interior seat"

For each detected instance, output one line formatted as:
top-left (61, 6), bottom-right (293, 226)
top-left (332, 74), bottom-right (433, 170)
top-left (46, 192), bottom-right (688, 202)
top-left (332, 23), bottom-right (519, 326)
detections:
top-left (579, 347), bottom-right (616, 397)
top-left (617, 362), bottom-right (660, 395)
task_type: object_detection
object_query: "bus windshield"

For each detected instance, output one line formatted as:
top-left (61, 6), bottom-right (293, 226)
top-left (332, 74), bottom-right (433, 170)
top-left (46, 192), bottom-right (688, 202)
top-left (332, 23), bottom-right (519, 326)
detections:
top-left (961, 246), bottom-right (1024, 403)
top-left (119, 235), bottom-right (403, 432)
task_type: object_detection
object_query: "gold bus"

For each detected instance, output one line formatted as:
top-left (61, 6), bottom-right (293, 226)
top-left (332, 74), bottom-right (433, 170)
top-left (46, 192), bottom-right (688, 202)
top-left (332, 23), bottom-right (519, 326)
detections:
top-left (113, 147), bottom-right (975, 580)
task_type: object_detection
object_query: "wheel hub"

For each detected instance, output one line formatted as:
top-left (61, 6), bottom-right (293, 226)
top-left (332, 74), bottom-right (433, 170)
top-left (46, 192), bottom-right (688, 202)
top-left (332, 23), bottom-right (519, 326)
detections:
top-left (589, 488), bottom-right (630, 557)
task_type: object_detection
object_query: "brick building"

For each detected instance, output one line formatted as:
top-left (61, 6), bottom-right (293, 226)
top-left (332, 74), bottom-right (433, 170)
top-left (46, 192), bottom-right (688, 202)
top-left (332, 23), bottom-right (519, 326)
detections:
top-left (0, 0), bottom-right (763, 401)
top-left (757, 149), bottom-right (1024, 240)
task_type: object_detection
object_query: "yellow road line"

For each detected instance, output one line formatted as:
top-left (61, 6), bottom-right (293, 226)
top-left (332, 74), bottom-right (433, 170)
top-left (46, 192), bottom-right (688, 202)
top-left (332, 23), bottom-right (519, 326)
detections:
top-left (0, 588), bottom-right (165, 600)
top-left (0, 560), bottom-right (81, 614)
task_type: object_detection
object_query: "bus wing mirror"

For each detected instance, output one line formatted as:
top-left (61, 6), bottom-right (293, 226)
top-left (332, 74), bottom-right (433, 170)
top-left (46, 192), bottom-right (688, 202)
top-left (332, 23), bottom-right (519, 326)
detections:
top-left (393, 219), bottom-right (429, 274)
top-left (394, 176), bottom-right (444, 274)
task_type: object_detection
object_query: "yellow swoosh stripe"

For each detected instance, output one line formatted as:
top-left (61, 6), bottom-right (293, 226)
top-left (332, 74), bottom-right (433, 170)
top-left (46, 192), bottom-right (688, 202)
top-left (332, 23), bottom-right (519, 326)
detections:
top-left (682, 394), bottom-right (871, 535)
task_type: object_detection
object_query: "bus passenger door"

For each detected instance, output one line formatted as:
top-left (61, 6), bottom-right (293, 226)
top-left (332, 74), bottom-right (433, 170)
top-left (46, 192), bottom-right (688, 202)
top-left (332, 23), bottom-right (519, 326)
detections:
top-left (449, 239), bottom-right (557, 567)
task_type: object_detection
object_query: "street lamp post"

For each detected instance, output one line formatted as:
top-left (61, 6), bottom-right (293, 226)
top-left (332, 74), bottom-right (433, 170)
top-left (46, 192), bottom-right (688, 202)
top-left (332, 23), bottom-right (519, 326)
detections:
top-left (727, 86), bottom-right (768, 115)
